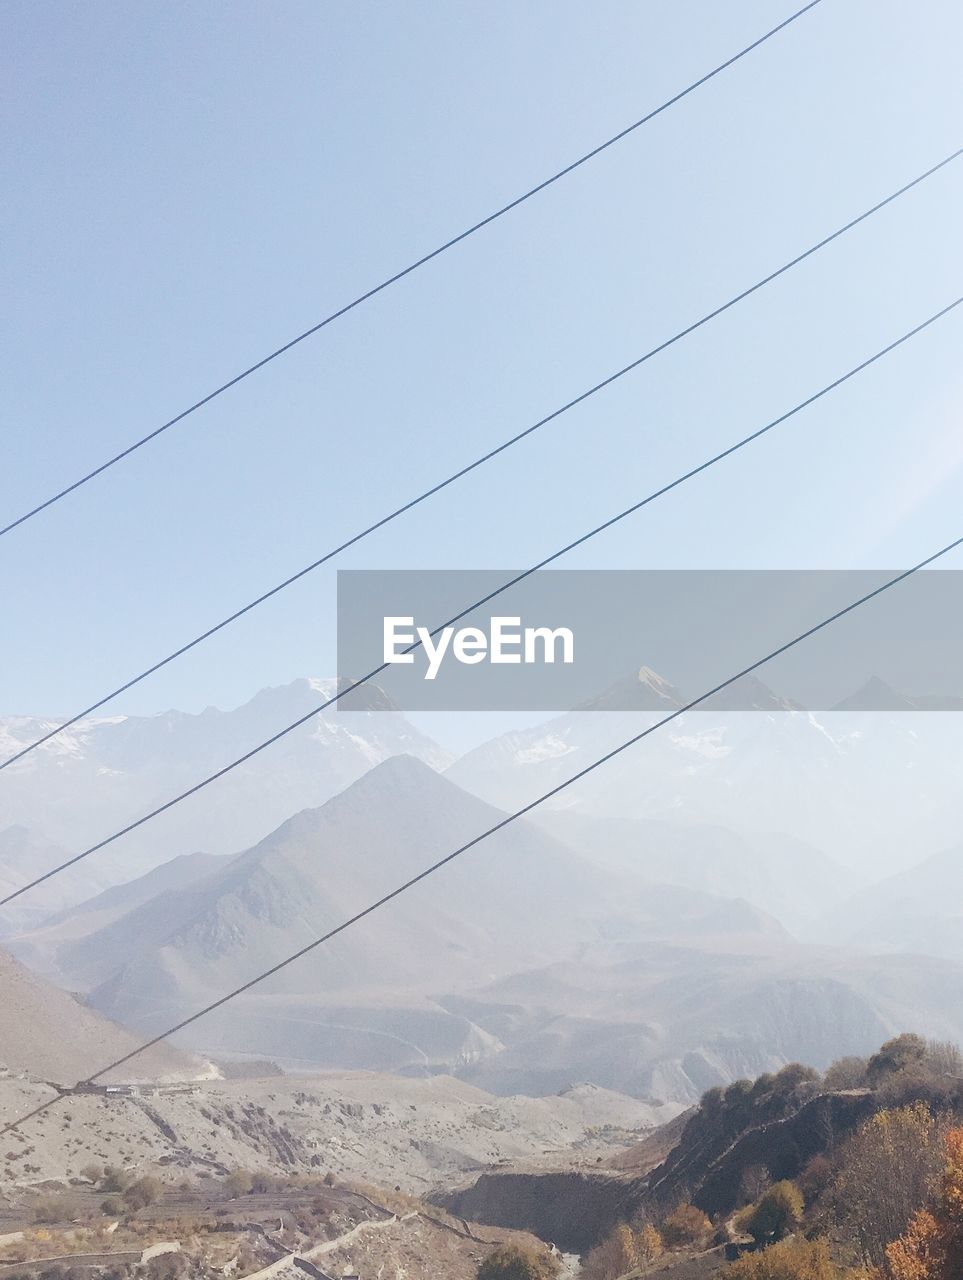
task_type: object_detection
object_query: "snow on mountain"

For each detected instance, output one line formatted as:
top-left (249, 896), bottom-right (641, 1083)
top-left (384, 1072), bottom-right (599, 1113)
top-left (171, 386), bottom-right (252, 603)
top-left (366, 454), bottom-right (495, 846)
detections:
top-left (0, 679), bottom-right (450, 909)
top-left (447, 689), bottom-right (963, 877)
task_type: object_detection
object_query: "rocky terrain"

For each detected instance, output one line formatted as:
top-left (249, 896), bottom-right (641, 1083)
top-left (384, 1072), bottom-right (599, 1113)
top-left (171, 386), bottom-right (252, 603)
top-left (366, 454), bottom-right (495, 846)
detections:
top-left (0, 1071), bottom-right (674, 1193)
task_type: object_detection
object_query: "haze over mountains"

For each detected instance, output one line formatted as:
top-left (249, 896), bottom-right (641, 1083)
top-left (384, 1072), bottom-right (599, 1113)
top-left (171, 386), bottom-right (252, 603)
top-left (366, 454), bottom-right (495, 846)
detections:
top-left (0, 678), bottom-right (448, 927)
top-left (448, 668), bottom-right (963, 876)
top-left (3, 671), bottom-right (963, 1105)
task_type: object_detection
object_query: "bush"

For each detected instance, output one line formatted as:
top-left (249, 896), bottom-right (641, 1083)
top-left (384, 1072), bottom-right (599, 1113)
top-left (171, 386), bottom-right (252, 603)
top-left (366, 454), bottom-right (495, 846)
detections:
top-left (661, 1203), bottom-right (712, 1248)
top-left (745, 1181), bottom-right (804, 1245)
top-left (33, 1196), bottom-right (71, 1224)
top-left (797, 1155), bottom-right (832, 1200)
top-left (122, 1176), bottom-right (163, 1210)
top-left (822, 1057), bottom-right (868, 1091)
top-left (100, 1166), bottom-right (133, 1193)
top-left (100, 1197), bottom-right (124, 1216)
top-left (224, 1170), bottom-right (254, 1197)
top-left (867, 1033), bottom-right (927, 1085)
top-left (725, 1237), bottom-right (841, 1279)
top-left (477, 1245), bottom-right (559, 1279)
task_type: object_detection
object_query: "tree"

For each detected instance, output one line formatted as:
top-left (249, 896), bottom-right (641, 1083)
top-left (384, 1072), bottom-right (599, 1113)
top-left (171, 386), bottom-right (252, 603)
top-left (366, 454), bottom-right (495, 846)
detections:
top-left (661, 1202), bottom-right (712, 1248)
top-left (745, 1181), bottom-right (804, 1245)
top-left (797, 1155), bottom-right (832, 1201)
top-left (867, 1034), bottom-right (927, 1085)
top-left (831, 1102), bottom-right (945, 1268)
top-left (772, 1064), bottom-right (821, 1096)
top-left (823, 1057), bottom-right (868, 1091)
top-left (885, 1126), bottom-right (963, 1280)
top-left (637, 1224), bottom-right (664, 1274)
top-left (740, 1164), bottom-right (772, 1203)
top-left (724, 1237), bottom-right (840, 1280)
top-left (581, 1223), bottom-right (637, 1280)
top-left (476, 1245), bottom-right (559, 1280)
top-left (924, 1040), bottom-right (963, 1078)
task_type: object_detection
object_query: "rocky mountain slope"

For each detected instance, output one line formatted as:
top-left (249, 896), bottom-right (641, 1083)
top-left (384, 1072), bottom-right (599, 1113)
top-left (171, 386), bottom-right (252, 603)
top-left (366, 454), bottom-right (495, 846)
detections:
top-left (12, 754), bottom-right (963, 1105)
top-left (0, 945), bottom-right (202, 1084)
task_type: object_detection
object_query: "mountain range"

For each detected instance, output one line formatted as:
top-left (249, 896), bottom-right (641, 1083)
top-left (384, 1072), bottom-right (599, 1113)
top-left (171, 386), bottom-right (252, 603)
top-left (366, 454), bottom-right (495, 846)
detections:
top-left (4, 673), bottom-right (963, 1102)
top-left (0, 677), bottom-right (449, 927)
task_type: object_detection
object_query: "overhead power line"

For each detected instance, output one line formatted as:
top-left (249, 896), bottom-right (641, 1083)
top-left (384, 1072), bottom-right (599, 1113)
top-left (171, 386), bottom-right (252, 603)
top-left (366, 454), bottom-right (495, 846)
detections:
top-left (2, 292), bottom-right (959, 912)
top-left (3, 147), bottom-right (959, 774)
top-left (3, 524), bottom-right (961, 1137)
top-left (0, 3), bottom-right (824, 541)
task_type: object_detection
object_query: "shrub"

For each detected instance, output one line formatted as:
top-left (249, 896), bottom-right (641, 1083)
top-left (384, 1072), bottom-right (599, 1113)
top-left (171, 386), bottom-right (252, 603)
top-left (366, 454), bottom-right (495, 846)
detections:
top-left (33, 1197), bottom-right (70, 1224)
top-left (476, 1245), bottom-right (559, 1279)
top-left (745, 1181), bottom-right (804, 1245)
top-left (725, 1237), bottom-right (841, 1279)
top-left (224, 1170), bottom-right (253, 1197)
top-left (100, 1166), bottom-right (133, 1193)
top-left (867, 1034), bottom-right (927, 1085)
top-left (661, 1202), bottom-right (712, 1248)
top-left (822, 1057), bottom-right (868, 1091)
top-left (122, 1176), bottom-right (163, 1210)
top-left (100, 1198), bottom-right (124, 1216)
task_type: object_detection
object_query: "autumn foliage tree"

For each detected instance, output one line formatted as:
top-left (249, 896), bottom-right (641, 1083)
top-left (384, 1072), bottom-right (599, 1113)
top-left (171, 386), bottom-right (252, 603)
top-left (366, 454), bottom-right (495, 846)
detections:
top-left (831, 1102), bottom-right (946, 1268)
top-left (661, 1202), bottom-right (712, 1248)
top-left (581, 1224), bottom-right (638, 1280)
top-left (637, 1223), bottom-right (664, 1273)
top-left (724, 1237), bottom-right (841, 1279)
top-left (886, 1127), bottom-right (963, 1280)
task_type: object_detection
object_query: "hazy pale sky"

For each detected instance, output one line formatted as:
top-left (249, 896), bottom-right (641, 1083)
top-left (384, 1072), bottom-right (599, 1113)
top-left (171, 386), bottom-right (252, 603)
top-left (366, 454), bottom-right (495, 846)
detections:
top-left (3, 0), bottom-right (963, 721)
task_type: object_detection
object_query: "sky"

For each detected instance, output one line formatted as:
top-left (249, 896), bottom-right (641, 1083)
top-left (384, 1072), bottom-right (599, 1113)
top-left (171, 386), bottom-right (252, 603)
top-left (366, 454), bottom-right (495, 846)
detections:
top-left (2, 0), bottom-right (963, 736)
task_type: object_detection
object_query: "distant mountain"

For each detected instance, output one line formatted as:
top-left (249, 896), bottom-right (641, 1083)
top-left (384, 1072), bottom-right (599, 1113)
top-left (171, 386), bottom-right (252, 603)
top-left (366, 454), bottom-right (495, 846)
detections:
top-left (451, 946), bottom-right (963, 1102)
top-left (577, 667), bottom-right (683, 712)
top-left (20, 752), bottom-right (958, 1106)
top-left (832, 676), bottom-right (920, 712)
top-left (9, 850), bottom-right (233, 984)
top-left (832, 676), bottom-right (963, 712)
top-left (446, 699), bottom-right (963, 877)
top-left (0, 945), bottom-right (203, 1084)
top-left (73, 755), bottom-right (638, 1030)
top-left (0, 825), bottom-right (112, 934)
top-left (0, 678), bottom-right (450, 901)
top-left (823, 842), bottom-right (963, 963)
top-left (531, 810), bottom-right (860, 932)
